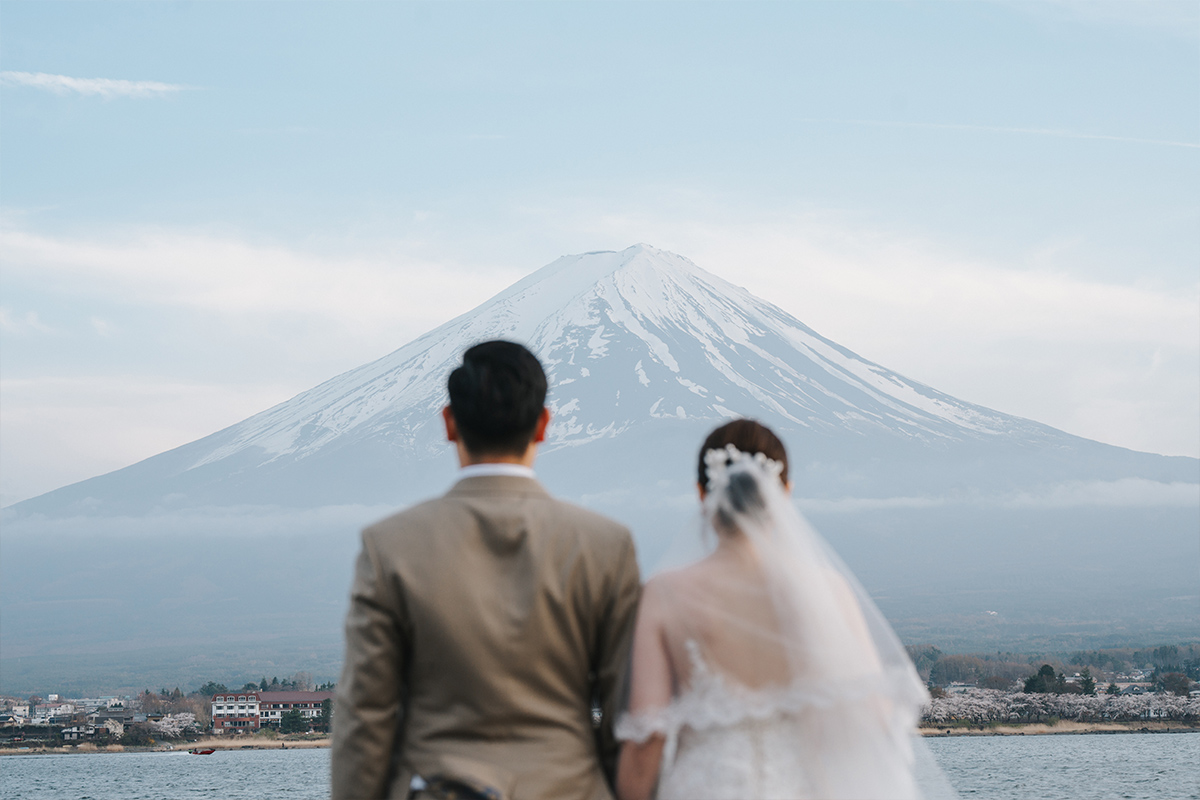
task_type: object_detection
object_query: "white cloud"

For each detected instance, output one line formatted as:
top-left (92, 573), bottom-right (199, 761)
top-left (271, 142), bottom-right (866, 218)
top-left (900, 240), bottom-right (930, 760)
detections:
top-left (0, 71), bottom-right (185, 98)
top-left (89, 317), bottom-right (115, 337)
top-left (1009, 0), bottom-right (1200, 40)
top-left (797, 479), bottom-right (1199, 514)
top-left (807, 118), bottom-right (1199, 150)
top-left (0, 376), bottom-right (294, 507)
top-left (0, 307), bottom-right (55, 335)
top-left (678, 218), bottom-right (1198, 348)
top-left (0, 227), bottom-right (524, 338)
top-left (798, 496), bottom-right (948, 514)
top-left (1004, 478), bottom-right (1200, 509)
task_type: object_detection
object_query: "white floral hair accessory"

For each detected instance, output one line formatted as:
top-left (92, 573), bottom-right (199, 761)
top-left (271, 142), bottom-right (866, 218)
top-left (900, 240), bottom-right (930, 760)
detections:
top-left (704, 443), bottom-right (784, 493)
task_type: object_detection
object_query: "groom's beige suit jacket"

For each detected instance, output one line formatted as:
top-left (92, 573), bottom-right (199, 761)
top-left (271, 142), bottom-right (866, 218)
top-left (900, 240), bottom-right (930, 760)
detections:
top-left (331, 474), bottom-right (641, 800)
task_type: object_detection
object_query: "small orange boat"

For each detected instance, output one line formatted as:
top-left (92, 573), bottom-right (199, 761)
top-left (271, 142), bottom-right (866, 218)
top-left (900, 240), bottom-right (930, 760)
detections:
top-left (188, 748), bottom-right (216, 755)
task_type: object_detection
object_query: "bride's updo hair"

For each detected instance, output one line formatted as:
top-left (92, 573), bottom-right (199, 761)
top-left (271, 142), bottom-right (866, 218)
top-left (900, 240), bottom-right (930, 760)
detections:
top-left (698, 419), bottom-right (789, 489)
top-left (699, 420), bottom-right (789, 534)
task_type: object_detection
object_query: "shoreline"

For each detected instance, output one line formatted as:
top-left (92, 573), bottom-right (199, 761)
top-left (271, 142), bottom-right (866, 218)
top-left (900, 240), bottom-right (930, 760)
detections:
top-left (919, 720), bottom-right (1199, 736)
top-left (0, 734), bottom-right (331, 755)
top-left (4, 722), bottom-right (1199, 754)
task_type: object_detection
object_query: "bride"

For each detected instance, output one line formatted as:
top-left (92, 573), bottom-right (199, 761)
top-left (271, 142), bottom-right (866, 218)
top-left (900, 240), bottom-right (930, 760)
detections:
top-left (615, 420), bottom-right (934, 800)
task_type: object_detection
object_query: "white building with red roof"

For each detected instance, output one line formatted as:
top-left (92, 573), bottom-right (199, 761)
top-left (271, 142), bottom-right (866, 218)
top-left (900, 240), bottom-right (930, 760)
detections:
top-left (210, 691), bottom-right (261, 732)
top-left (210, 690), bottom-right (333, 732)
top-left (257, 691), bottom-right (333, 728)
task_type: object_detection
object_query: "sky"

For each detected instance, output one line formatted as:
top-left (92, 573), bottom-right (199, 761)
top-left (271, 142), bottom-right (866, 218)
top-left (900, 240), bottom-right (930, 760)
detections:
top-left (1, 1), bottom-right (1197, 507)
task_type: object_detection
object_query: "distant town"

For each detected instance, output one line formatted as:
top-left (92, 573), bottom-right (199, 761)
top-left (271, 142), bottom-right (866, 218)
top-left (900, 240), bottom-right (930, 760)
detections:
top-left (2, 644), bottom-right (1197, 751)
top-left (1, 673), bottom-right (336, 750)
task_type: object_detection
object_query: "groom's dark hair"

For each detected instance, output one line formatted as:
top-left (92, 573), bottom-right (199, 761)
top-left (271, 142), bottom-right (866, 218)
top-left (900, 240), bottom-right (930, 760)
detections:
top-left (448, 340), bottom-right (548, 456)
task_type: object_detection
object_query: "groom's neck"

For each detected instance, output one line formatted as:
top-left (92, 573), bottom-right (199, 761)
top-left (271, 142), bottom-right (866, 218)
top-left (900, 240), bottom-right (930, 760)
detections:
top-left (456, 441), bottom-right (538, 469)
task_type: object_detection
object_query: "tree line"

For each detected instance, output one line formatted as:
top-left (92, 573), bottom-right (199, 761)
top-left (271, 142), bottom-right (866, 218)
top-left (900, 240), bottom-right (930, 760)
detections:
top-left (196, 672), bottom-right (336, 697)
top-left (905, 642), bottom-right (1199, 695)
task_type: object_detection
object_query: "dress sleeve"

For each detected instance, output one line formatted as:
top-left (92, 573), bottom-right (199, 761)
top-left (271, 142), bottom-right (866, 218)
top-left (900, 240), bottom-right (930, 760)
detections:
top-left (330, 530), bottom-right (409, 800)
top-left (615, 704), bottom-right (677, 742)
top-left (615, 574), bottom-right (680, 740)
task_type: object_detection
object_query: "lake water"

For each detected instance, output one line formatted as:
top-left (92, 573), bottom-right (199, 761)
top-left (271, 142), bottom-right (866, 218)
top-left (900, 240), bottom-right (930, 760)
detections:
top-left (925, 733), bottom-right (1198, 799)
top-left (0, 733), bottom-right (1196, 799)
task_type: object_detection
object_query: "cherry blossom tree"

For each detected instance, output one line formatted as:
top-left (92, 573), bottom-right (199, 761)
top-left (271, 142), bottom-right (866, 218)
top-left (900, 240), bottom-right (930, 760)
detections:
top-left (150, 712), bottom-right (198, 738)
top-left (923, 689), bottom-right (1200, 725)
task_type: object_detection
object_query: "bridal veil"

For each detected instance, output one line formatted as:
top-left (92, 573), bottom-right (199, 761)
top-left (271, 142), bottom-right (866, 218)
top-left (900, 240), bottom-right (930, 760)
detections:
top-left (621, 443), bottom-right (956, 799)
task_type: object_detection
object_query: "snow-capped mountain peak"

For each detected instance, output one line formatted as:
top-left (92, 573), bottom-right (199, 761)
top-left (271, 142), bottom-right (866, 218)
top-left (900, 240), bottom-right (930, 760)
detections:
top-left (187, 244), bottom-right (1039, 474)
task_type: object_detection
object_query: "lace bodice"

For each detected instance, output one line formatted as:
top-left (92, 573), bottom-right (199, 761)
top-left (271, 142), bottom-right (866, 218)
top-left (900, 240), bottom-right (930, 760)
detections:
top-left (616, 640), bottom-right (818, 799)
top-left (616, 638), bottom-right (898, 740)
top-left (619, 640), bottom-right (805, 740)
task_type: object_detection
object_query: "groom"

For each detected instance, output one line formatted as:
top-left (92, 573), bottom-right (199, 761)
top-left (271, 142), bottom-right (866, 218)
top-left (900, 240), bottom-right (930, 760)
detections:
top-left (331, 340), bottom-right (641, 800)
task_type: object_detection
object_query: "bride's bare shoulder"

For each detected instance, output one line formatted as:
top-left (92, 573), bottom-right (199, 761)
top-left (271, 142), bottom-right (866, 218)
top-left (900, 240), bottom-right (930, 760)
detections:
top-left (641, 559), bottom-right (718, 608)
top-left (645, 560), bottom-right (703, 589)
top-left (641, 570), bottom-right (680, 605)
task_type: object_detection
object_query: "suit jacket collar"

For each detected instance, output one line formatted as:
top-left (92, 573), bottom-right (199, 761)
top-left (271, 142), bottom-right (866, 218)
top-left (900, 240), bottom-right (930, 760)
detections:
top-left (446, 474), bottom-right (550, 499)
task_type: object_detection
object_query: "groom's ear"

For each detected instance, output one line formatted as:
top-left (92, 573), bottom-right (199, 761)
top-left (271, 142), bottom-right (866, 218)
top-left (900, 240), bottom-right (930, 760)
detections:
top-left (532, 407), bottom-right (550, 444)
top-left (442, 406), bottom-right (459, 443)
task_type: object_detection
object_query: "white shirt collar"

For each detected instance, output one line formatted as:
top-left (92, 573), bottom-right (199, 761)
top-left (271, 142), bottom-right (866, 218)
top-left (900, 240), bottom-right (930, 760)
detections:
top-left (457, 463), bottom-right (537, 480)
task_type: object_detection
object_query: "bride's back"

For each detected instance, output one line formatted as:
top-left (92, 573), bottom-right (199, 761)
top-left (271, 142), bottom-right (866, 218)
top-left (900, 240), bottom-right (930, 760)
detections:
top-left (653, 540), bottom-right (794, 692)
top-left (617, 420), bottom-right (934, 800)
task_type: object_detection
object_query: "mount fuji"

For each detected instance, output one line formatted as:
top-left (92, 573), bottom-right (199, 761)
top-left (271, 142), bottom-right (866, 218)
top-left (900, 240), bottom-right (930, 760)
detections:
top-left (3, 245), bottom-right (1196, 695)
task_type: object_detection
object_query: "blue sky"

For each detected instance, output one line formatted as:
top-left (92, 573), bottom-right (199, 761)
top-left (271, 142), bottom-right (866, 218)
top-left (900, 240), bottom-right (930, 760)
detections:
top-left (2, 1), bottom-right (1198, 505)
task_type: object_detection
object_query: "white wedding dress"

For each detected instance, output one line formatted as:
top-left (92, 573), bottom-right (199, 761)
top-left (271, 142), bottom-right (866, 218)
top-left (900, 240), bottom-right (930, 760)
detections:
top-left (617, 639), bottom-right (819, 799)
top-left (617, 445), bottom-right (941, 800)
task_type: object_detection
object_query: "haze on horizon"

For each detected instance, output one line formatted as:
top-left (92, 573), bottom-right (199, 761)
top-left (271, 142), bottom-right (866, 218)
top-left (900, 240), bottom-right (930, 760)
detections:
top-left (1, 2), bottom-right (1197, 508)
